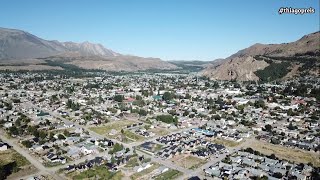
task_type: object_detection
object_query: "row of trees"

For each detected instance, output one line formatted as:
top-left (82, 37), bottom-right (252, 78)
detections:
top-left (66, 99), bottom-right (80, 111)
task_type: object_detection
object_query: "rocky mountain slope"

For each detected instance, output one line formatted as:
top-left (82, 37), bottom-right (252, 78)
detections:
top-left (0, 27), bottom-right (176, 71)
top-left (61, 41), bottom-right (119, 57)
top-left (0, 27), bottom-right (63, 59)
top-left (202, 31), bottom-right (320, 81)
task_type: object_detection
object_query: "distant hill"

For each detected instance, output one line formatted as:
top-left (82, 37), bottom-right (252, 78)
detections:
top-left (202, 32), bottom-right (320, 81)
top-left (169, 60), bottom-right (210, 72)
top-left (0, 27), bottom-right (177, 71)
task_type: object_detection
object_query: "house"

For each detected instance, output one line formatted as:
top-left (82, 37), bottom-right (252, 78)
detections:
top-left (242, 158), bottom-right (257, 167)
top-left (204, 166), bottom-right (220, 177)
top-left (291, 171), bottom-right (307, 180)
top-left (0, 142), bottom-right (10, 151)
top-left (248, 168), bottom-right (265, 177)
top-left (46, 152), bottom-right (66, 164)
top-left (80, 145), bottom-right (96, 155)
top-left (233, 169), bottom-right (249, 179)
top-left (67, 146), bottom-right (81, 159)
top-left (65, 165), bottom-right (75, 172)
top-left (230, 156), bottom-right (242, 163)
top-left (64, 122), bottom-right (74, 128)
top-left (4, 122), bottom-right (13, 128)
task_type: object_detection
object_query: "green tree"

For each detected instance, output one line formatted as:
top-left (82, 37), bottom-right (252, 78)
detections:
top-left (39, 131), bottom-right (47, 139)
top-left (8, 126), bottom-right (19, 136)
top-left (114, 95), bottom-right (124, 102)
top-left (254, 100), bottom-right (265, 108)
top-left (109, 143), bottom-right (124, 154)
top-left (63, 130), bottom-right (70, 137)
top-left (156, 115), bottom-right (178, 125)
top-left (264, 124), bottom-right (272, 132)
top-left (142, 90), bottom-right (149, 97)
top-left (212, 114), bottom-right (221, 120)
top-left (22, 140), bottom-right (32, 148)
top-left (58, 134), bottom-right (66, 140)
top-left (135, 95), bottom-right (142, 101)
top-left (139, 109), bottom-right (147, 116)
top-left (163, 92), bottom-right (173, 101)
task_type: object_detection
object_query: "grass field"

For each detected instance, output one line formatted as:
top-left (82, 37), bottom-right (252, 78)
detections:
top-left (123, 130), bottom-right (145, 142)
top-left (0, 149), bottom-right (30, 167)
top-left (130, 163), bottom-right (161, 180)
top-left (125, 156), bottom-right (152, 168)
top-left (68, 166), bottom-right (123, 180)
top-left (211, 138), bottom-right (241, 147)
top-left (0, 149), bottom-right (36, 180)
top-left (154, 169), bottom-right (182, 180)
top-left (89, 120), bottom-right (135, 135)
top-left (249, 140), bottom-right (320, 167)
top-left (173, 155), bottom-right (206, 170)
top-left (153, 144), bottom-right (163, 152)
top-left (125, 157), bottom-right (139, 168)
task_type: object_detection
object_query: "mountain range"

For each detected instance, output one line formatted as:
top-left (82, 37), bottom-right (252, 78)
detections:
top-left (0, 27), bottom-right (319, 80)
top-left (202, 31), bottom-right (320, 81)
top-left (0, 27), bottom-right (176, 71)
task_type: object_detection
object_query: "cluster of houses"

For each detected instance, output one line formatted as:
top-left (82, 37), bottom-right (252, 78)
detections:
top-left (1, 73), bottom-right (318, 155)
top-left (124, 122), bottom-right (156, 138)
top-left (192, 126), bottom-right (246, 142)
top-left (204, 150), bottom-right (315, 180)
top-left (155, 131), bottom-right (226, 159)
top-left (0, 102), bottom-right (121, 166)
top-left (257, 133), bottom-right (319, 151)
top-left (46, 152), bottom-right (67, 164)
top-left (65, 156), bottom-right (119, 173)
top-left (35, 135), bottom-right (116, 165)
top-left (134, 129), bottom-right (155, 138)
top-left (0, 72), bottom-right (319, 179)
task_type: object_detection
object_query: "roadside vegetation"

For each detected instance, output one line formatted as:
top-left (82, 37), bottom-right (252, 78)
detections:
top-left (69, 166), bottom-right (123, 180)
top-left (0, 149), bottom-right (31, 179)
top-left (154, 169), bottom-right (182, 180)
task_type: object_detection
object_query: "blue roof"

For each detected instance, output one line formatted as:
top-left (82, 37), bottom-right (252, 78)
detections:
top-left (153, 95), bottom-right (162, 100)
top-left (192, 128), bottom-right (214, 135)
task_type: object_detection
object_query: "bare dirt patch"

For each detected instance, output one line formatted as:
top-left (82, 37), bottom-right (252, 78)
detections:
top-left (172, 154), bottom-right (206, 170)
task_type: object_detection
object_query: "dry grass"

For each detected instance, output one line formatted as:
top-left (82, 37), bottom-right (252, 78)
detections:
top-left (0, 149), bottom-right (37, 180)
top-left (6, 165), bottom-right (38, 180)
top-left (248, 140), bottom-right (320, 167)
top-left (154, 169), bottom-right (182, 180)
top-left (210, 138), bottom-right (241, 147)
top-left (123, 130), bottom-right (145, 142)
top-left (173, 155), bottom-right (206, 170)
top-left (0, 149), bottom-right (30, 166)
top-left (149, 128), bottom-right (170, 136)
top-left (89, 120), bottom-right (135, 135)
top-left (66, 166), bottom-right (123, 180)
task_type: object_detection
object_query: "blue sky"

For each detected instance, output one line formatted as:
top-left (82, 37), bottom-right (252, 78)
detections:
top-left (0, 0), bottom-right (319, 60)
